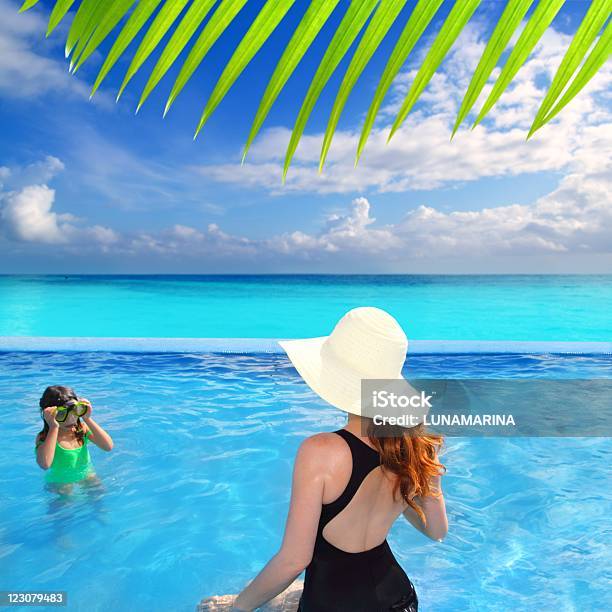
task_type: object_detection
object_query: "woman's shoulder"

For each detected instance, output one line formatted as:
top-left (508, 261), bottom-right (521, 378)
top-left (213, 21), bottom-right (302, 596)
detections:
top-left (296, 432), bottom-right (352, 465)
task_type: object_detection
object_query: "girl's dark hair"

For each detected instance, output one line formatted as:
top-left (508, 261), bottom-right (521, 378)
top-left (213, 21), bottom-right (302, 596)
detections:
top-left (36, 385), bottom-right (85, 448)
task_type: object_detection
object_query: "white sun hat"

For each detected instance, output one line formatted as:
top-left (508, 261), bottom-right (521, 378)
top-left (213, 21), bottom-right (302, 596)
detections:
top-left (278, 306), bottom-right (423, 420)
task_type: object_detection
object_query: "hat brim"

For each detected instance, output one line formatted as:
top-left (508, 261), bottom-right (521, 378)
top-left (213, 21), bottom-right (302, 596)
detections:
top-left (278, 336), bottom-right (421, 420)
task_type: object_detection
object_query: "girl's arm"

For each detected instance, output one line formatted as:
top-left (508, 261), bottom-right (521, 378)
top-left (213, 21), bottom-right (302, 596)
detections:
top-left (81, 399), bottom-right (113, 451)
top-left (403, 474), bottom-right (448, 541)
top-left (232, 435), bottom-right (329, 611)
top-left (36, 408), bottom-right (59, 469)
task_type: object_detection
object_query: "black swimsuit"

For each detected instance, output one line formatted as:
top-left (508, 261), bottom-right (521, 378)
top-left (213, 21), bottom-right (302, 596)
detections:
top-left (297, 429), bottom-right (418, 612)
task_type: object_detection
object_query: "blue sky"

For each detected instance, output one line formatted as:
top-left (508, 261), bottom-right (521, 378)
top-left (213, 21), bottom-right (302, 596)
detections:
top-left (0, 0), bottom-right (610, 273)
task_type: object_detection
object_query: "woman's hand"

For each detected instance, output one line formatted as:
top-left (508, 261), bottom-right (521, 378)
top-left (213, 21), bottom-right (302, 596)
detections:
top-left (197, 595), bottom-right (240, 611)
top-left (43, 407), bottom-right (59, 428)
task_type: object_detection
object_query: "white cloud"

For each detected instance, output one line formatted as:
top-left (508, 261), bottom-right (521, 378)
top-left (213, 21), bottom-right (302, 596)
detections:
top-left (1, 184), bottom-right (68, 243)
top-left (1, 159), bottom-right (609, 267)
top-left (89, 155), bottom-right (610, 261)
top-left (267, 197), bottom-right (402, 256)
top-left (0, 0), bottom-right (105, 101)
top-left (3, 155), bottom-right (65, 189)
top-left (195, 24), bottom-right (612, 195)
top-left (218, 167), bottom-right (611, 260)
top-left (0, 156), bottom-right (119, 247)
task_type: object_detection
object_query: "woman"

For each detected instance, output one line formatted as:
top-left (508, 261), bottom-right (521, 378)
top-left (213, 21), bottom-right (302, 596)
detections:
top-left (202, 307), bottom-right (448, 611)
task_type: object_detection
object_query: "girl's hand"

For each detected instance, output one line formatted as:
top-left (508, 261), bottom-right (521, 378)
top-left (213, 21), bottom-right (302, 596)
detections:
top-left (80, 398), bottom-right (92, 419)
top-left (43, 407), bottom-right (59, 428)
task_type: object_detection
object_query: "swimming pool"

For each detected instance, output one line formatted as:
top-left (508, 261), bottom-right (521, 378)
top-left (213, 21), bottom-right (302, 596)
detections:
top-left (1, 348), bottom-right (610, 612)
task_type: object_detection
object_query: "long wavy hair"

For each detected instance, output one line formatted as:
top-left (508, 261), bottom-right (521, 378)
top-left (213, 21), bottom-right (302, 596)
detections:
top-left (36, 385), bottom-right (85, 448)
top-left (368, 421), bottom-right (445, 526)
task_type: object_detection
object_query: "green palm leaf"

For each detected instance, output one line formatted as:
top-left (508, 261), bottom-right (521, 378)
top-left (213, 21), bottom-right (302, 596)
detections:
top-left (90, 0), bottom-right (163, 97)
top-left (45, 0), bottom-right (76, 36)
top-left (283, 0), bottom-right (380, 182)
top-left (528, 0), bottom-right (612, 137)
top-left (472, 0), bottom-right (566, 128)
top-left (536, 19), bottom-right (612, 130)
top-left (116, 0), bottom-right (191, 102)
top-left (71, 0), bottom-right (136, 74)
top-left (17, 0), bottom-right (612, 175)
top-left (242, 0), bottom-right (342, 164)
top-left (319, 0), bottom-right (409, 172)
top-left (194, 0), bottom-right (297, 139)
top-left (452, 0), bottom-right (534, 137)
top-left (164, 0), bottom-right (249, 117)
top-left (19, 0), bottom-right (40, 13)
top-left (65, 0), bottom-right (100, 58)
top-left (137, 0), bottom-right (217, 112)
top-left (356, 0), bottom-right (444, 164)
top-left (69, 0), bottom-right (126, 71)
top-left (389, 0), bottom-right (482, 141)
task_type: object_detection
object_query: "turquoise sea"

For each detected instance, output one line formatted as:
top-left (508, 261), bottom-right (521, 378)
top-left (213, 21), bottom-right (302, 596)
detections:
top-left (0, 274), bottom-right (611, 340)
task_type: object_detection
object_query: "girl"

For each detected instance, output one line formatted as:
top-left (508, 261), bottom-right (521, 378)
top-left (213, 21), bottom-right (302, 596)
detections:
top-left (35, 385), bottom-right (114, 494)
top-left (201, 307), bottom-right (448, 611)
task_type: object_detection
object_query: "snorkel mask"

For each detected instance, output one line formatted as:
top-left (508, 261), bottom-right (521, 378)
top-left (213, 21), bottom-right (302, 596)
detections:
top-left (53, 399), bottom-right (88, 423)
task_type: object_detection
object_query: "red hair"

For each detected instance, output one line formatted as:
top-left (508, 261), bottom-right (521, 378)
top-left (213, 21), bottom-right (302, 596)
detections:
top-left (368, 422), bottom-right (445, 525)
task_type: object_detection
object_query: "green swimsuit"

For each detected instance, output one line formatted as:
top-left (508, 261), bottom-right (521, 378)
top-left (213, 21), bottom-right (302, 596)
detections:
top-left (35, 430), bottom-right (95, 484)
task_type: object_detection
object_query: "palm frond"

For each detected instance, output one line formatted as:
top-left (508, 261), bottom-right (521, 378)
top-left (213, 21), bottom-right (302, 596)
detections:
top-left (282, 0), bottom-right (380, 181)
top-left (452, 0), bottom-right (535, 138)
top-left (164, 0), bottom-right (249, 117)
top-left (194, 0), bottom-right (297, 139)
top-left (116, 0), bottom-right (190, 101)
top-left (319, 0), bottom-right (409, 172)
top-left (356, 0), bottom-right (445, 164)
top-left (538, 18), bottom-right (612, 128)
top-left (90, 0), bottom-right (163, 97)
top-left (68, 0), bottom-right (128, 71)
top-left (47, 1), bottom-right (75, 36)
top-left (72, 0), bottom-right (137, 74)
top-left (19, 0), bottom-right (40, 13)
top-left (389, 0), bottom-right (482, 141)
top-left (137, 0), bottom-right (216, 111)
top-left (242, 0), bottom-right (342, 164)
top-left (65, 0), bottom-right (101, 59)
top-left (472, 0), bottom-right (566, 128)
top-left (18, 0), bottom-right (612, 178)
top-left (528, 0), bottom-right (612, 137)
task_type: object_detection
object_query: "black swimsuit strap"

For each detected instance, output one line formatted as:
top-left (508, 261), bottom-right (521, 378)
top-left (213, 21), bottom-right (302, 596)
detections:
top-left (319, 429), bottom-right (381, 530)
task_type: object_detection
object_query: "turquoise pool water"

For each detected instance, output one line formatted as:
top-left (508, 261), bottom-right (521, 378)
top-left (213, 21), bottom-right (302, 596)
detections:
top-left (1, 275), bottom-right (611, 340)
top-left (1, 350), bottom-right (610, 612)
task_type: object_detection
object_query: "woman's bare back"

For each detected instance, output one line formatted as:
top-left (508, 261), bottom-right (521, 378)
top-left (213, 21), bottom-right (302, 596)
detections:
top-left (318, 428), bottom-right (408, 553)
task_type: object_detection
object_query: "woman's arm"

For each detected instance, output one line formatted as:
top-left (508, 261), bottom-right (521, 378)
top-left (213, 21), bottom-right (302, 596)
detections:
top-left (403, 474), bottom-right (448, 541)
top-left (81, 399), bottom-right (113, 451)
top-left (232, 435), bottom-right (329, 611)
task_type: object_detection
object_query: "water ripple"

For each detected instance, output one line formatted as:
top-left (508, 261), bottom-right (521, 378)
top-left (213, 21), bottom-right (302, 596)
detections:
top-left (0, 351), bottom-right (610, 611)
